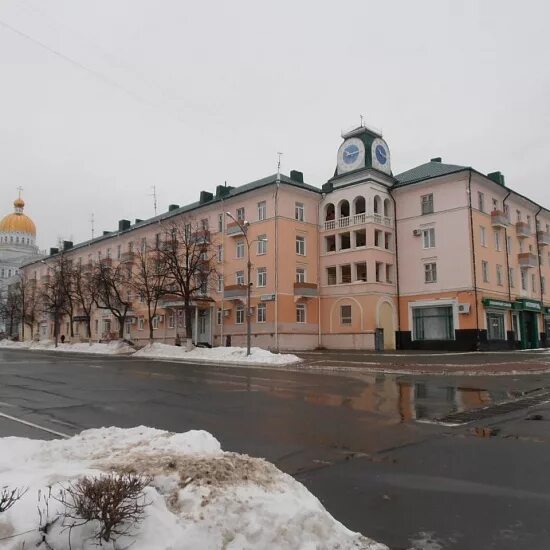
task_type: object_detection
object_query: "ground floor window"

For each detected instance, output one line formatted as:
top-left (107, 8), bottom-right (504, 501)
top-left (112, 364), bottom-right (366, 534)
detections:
top-left (257, 303), bottom-right (267, 323)
top-left (486, 312), bottom-right (505, 340)
top-left (296, 303), bottom-right (306, 323)
top-left (413, 306), bottom-right (454, 340)
top-left (236, 305), bottom-right (245, 324)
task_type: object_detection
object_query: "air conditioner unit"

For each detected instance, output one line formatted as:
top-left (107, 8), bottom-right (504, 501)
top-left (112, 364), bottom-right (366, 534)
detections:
top-left (458, 303), bottom-right (471, 314)
top-left (413, 229), bottom-right (422, 237)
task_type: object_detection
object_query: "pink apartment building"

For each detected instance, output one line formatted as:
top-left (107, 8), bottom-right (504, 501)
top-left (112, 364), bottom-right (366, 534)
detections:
top-left (20, 124), bottom-right (550, 351)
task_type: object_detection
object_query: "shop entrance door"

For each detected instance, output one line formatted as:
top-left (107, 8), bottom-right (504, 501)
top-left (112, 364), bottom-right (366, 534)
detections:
top-left (522, 312), bottom-right (539, 349)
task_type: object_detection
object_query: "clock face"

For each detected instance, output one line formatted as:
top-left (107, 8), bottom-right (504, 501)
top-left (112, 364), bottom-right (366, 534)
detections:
top-left (375, 144), bottom-right (387, 165)
top-left (337, 138), bottom-right (365, 174)
top-left (371, 138), bottom-right (391, 175)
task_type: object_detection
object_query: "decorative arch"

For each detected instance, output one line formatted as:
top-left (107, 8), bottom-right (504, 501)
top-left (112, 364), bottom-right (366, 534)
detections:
top-left (324, 203), bottom-right (335, 222)
top-left (383, 198), bottom-right (391, 217)
top-left (373, 195), bottom-right (382, 214)
top-left (353, 196), bottom-right (366, 215)
top-left (329, 296), bottom-right (364, 333)
top-left (337, 199), bottom-right (350, 219)
top-left (376, 296), bottom-right (397, 350)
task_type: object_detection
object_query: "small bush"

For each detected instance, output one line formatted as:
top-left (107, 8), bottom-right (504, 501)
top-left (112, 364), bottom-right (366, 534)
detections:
top-left (61, 473), bottom-right (151, 543)
top-left (0, 485), bottom-right (27, 513)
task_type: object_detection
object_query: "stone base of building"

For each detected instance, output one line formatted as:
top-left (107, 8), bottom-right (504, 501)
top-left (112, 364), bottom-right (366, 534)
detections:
top-left (396, 329), bottom-right (522, 351)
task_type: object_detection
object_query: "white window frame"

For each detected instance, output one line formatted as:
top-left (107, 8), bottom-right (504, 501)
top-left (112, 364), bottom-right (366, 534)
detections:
top-left (236, 305), bottom-right (245, 324)
top-left (236, 270), bottom-right (245, 285)
top-left (236, 207), bottom-right (245, 221)
top-left (257, 267), bottom-right (267, 287)
top-left (296, 235), bottom-right (306, 256)
top-left (138, 317), bottom-right (144, 331)
top-left (296, 268), bottom-right (306, 283)
top-left (480, 226), bottom-right (486, 247)
top-left (236, 240), bottom-right (245, 259)
top-left (257, 201), bottom-right (267, 221)
top-left (496, 264), bottom-right (503, 286)
top-left (217, 244), bottom-right (223, 263)
top-left (296, 303), bottom-right (306, 323)
top-left (257, 303), bottom-right (267, 323)
top-left (424, 262), bottom-right (437, 283)
top-left (340, 305), bottom-right (352, 325)
top-left (482, 260), bottom-right (489, 283)
top-left (478, 191), bottom-right (485, 212)
top-left (257, 236), bottom-right (267, 255)
top-left (421, 194), bottom-right (434, 215)
top-left (422, 228), bottom-right (435, 249)
top-left (295, 202), bottom-right (304, 222)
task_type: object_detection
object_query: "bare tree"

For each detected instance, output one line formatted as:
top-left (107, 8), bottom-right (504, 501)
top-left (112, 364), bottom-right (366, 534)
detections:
top-left (18, 273), bottom-right (40, 341)
top-left (72, 260), bottom-right (98, 340)
top-left (159, 220), bottom-right (217, 343)
top-left (0, 284), bottom-right (21, 338)
top-left (58, 258), bottom-right (77, 339)
top-left (40, 258), bottom-right (69, 347)
top-left (94, 257), bottom-right (132, 340)
top-left (129, 243), bottom-right (169, 342)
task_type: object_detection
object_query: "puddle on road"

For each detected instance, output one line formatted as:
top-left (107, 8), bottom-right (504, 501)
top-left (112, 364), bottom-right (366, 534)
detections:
top-left (250, 374), bottom-right (531, 423)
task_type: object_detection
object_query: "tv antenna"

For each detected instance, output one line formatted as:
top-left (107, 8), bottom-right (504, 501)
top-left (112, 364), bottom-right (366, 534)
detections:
top-left (277, 152), bottom-right (283, 177)
top-left (90, 213), bottom-right (95, 239)
top-left (150, 185), bottom-right (158, 215)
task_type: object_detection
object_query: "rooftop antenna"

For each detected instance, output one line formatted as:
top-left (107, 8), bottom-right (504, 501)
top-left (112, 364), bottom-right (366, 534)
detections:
top-left (277, 152), bottom-right (283, 180)
top-left (150, 185), bottom-right (158, 216)
top-left (360, 114), bottom-right (364, 127)
top-left (90, 213), bottom-right (95, 239)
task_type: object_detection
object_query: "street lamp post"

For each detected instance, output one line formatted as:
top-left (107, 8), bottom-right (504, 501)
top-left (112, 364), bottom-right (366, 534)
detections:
top-left (225, 212), bottom-right (252, 356)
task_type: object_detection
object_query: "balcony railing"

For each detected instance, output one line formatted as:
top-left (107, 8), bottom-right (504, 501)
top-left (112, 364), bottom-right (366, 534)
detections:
top-left (538, 231), bottom-right (550, 247)
top-left (491, 210), bottom-right (510, 228)
top-left (323, 214), bottom-right (393, 231)
top-left (120, 251), bottom-right (135, 263)
top-left (518, 252), bottom-right (537, 268)
top-left (191, 229), bottom-right (211, 244)
top-left (293, 282), bottom-right (318, 297)
top-left (226, 222), bottom-right (245, 237)
top-left (223, 284), bottom-right (247, 299)
top-left (516, 221), bottom-right (531, 238)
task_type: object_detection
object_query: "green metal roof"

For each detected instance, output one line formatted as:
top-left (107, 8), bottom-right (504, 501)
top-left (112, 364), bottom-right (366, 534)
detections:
top-left (394, 161), bottom-right (469, 187)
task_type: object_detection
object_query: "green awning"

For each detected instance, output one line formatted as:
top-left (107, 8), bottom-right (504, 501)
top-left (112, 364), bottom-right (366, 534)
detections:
top-left (482, 298), bottom-right (512, 309)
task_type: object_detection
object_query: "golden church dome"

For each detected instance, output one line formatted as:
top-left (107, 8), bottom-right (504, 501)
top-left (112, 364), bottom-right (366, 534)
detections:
top-left (0, 197), bottom-right (37, 236)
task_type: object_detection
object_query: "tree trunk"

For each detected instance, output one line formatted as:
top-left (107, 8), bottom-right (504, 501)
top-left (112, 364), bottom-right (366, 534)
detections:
top-left (69, 315), bottom-right (75, 338)
top-left (118, 317), bottom-right (125, 339)
top-left (184, 302), bottom-right (193, 340)
top-left (86, 317), bottom-right (92, 339)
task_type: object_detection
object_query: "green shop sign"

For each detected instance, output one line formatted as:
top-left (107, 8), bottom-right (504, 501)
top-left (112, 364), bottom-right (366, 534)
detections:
top-left (513, 299), bottom-right (542, 312)
top-left (482, 298), bottom-right (512, 309)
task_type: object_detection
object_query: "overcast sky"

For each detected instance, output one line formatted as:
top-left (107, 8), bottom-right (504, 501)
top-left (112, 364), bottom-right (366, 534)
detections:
top-left (1, 0), bottom-right (549, 250)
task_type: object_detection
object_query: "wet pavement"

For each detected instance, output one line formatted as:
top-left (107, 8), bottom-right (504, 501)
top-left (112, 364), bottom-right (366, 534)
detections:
top-left (2, 348), bottom-right (550, 549)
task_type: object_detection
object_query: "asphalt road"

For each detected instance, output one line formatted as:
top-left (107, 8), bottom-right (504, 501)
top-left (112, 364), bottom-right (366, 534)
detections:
top-left (2, 349), bottom-right (550, 549)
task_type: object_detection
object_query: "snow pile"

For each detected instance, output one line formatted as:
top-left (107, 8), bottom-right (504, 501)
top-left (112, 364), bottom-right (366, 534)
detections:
top-left (134, 342), bottom-right (302, 365)
top-left (0, 426), bottom-right (385, 550)
top-left (0, 339), bottom-right (134, 355)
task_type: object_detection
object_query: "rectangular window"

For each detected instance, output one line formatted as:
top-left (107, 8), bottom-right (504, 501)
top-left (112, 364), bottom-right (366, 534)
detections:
top-left (168, 313), bottom-right (175, 329)
top-left (482, 260), bottom-right (489, 283)
top-left (257, 235), bottom-right (267, 255)
top-left (201, 218), bottom-right (209, 231)
top-left (492, 198), bottom-right (498, 210)
top-left (521, 270), bottom-right (528, 291)
top-left (386, 264), bottom-right (393, 283)
top-left (138, 318), bottom-right (144, 331)
top-left (257, 201), bottom-right (267, 221)
top-left (478, 191), bottom-right (485, 212)
top-left (236, 207), bottom-right (245, 221)
top-left (507, 236), bottom-right (512, 253)
top-left (423, 228), bottom-right (435, 249)
top-left (296, 303), bottom-right (306, 323)
top-left (421, 194), bottom-right (434, 215)
top-left (257, 267), bottom-right (267, 287)
top-left (217, 308), bottom-right (223, 325)
top-left (217, 244), bottom-right (223, 263)
top-left (257, 303), bottom-right (267, 323)
top-left (339, 232), bottom-right (351, 250)
top-left (236, 240), bottom-right (245, 259)
top-left (236, 306), bottom-right (245, 324)
top-left (341, 264), bottom-right (352, 284)
top-left (424, 263), bottom-right (437, 283)
top-left (236, 271), bottom-right (245, 285)
top-left (487, 313), bottom-right (505, 340)
top-left (106, 248), bottom-right (111, 258)
top-left (496, 264), bottom-right (503, 286)
top-left (296, 235), bottom-right (306, 255)
top-left (218, 213), bottom-right (224, 233)
top-left (355, 262), bottom-right (367, 282)
top-left (325, 235), bottom-right (336, 252)
top-left (413, 306), bottom-right (454, 340)
top-left (354, 229), bottom-right (366, 247)
top-left (374, 230), bottom-right (382, 247)
top-left (494, 230), bottom-right (501, 251)
top-left (384, 232), bottom-right (392, 250)
top-left (509, 267), bottom-right (515, 288)
top-left (295, 202), bottom-right (304, 222)
top-left (532, 274), bottom-right (536, 293)
top-left (296, 268), bottom-right (306, 283)
top-left (480, 226), bottom-right (486, 247)
top-left (217, 275), bottom-right (224, 292)
top-left (340, 305), bottom-right (352, 325)
top-left (327, 266), bottom-right (337, 285)
top-left (376, 262), bottom-right (383, 283)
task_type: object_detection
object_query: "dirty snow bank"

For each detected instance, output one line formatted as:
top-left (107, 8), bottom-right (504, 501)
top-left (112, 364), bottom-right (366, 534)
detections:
top-left (134, 342), bottom-right (302, 365)
top-left (0, 339), bottom-right (134, 355)
top-left (0, 426), bottom-right (385, 550)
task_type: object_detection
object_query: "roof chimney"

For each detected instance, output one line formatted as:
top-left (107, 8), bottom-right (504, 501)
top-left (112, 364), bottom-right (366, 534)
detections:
top-left (63, 241), bottom-right (73, 251)
top-left (168, 204), bottom-right (180, 212)
top-left (430, 157), bottom-right (442, 163)
top-left (487, 171), bottom-right (505, 186)
top-left (118, 219), bottom-right (131, 232)
top-left (49, 247), bottom-right (59, 256)
top-left (290, 170), bottom-right (304, 183)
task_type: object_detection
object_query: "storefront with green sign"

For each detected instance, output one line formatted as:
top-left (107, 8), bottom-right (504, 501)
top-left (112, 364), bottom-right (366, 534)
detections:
top-left (513, 299), bottom-right (541, 349)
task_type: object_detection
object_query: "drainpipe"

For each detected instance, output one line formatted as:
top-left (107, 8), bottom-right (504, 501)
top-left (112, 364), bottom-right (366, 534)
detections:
top-left (467, 169), bottom-right (480, 350)
top-left (274, 177), bottom-right (280, 352)
top-left (535, 206), bottom-right (545, 344)
top-left (317, 193), bottom-right (323, 349)
top-left (502, 190), bottom-right (512, 342)
top-left (388, 187), bottom-right (401, 347)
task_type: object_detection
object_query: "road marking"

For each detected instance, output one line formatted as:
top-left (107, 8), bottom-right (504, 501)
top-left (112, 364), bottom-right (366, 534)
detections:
top-left (87, 365), bottom-right (104, 369)
top-left (0, 411), bottom-right (70, 438)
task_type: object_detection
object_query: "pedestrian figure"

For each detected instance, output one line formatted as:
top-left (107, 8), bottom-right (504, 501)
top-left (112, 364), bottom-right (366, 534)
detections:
top-left (60, 334), bottom-right (66, 344)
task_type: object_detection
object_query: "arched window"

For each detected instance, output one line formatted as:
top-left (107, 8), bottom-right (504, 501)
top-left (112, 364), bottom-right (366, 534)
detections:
top-left (373, 195), bottom-right (382, 214)
top-left (353, 196), bottom-right (366, 215)
top-left (338, 200), bottom-right (350, 219)
top-left (325, 203), bottom-right (335, 222)
top-left (384, 198), bottom-right (391, 217)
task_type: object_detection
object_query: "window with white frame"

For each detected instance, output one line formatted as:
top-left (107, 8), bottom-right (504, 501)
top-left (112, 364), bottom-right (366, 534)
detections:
top-left (138, 317), bottom-right (144, 330)
top-left (217, 244), bottom-right (223, 263)
top-left (236, 207), bottom-right (245, 221)
top-left (236, 240), bottom-right (245, 259)
top-left (482, 260), bottom-right (489, 283)
top-left (521, 270), bottom-right (528, 291)
top-left (296, 267), bottom-right (306, 283)
top-left (507, 236), bottom-right (512, 253)
top-left (236, 270), bottom-right (245, 285)
top-left (168, 312), bottom-right (175, 329)
top-left (201, 218), bottom-right (209, 231)
top-left (509, 267), bottom-right (515, 288)
top-left (496, 264), bottom-right (503, 286)
top-left (424, 263), bottom-right (437, 283)
top-left (218, 213), bottom-right (224, 233)
top-left (257, 235), bottom-right (267, 255)
top-left (257, 303), bottom-right (267, 323)
top-left (295, 202), bottom-right (304, 222)
top-left (217, 308), bottom-right (223, 325)
top-left (478, 191), bottom-right (485, 212)
top-left (296, 235), bottom-right (306, 256)
top-left (257, 201), bottom-right (267, 221)
top-left (423, 228), bottom-right (435, 249)
top-left (480, 226), bottom-right (486, 246)
top-left (217, 275), bottom-right (224, 292)
top-left (296, 303), bottom-right (306, 323)
top-left (340, 305), bottom-right (352, 325)
top-left (421, 194), bottom-right (434, 215)
top-left (532, 274), bottom-right (536, 293)
top-left (494, 230), bottom-right (501, 251)
top-left (152, 316), bottom-right (160, 330)
top-left (257, 267), bottom-right (267, 287)
top-left (236, 305), bottom-right (245, 324)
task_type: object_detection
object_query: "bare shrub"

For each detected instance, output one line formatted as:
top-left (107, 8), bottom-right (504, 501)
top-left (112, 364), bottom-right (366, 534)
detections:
top-left (61, 473), bottom-right (151, 544)
top-left (0, 485), bottom-right (27, 513)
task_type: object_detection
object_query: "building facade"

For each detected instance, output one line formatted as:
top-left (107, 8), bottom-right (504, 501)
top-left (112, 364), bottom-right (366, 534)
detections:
top-left (20, 125), bottom-right (550, 351)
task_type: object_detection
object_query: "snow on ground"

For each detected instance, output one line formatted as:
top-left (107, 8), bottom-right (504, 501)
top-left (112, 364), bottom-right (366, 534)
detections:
top-left (134, 342), bottom-right (302, 365)
top-left (0, 427), bottom-right (386, 550)
top-left (0, 339), bottom-right (134, 355)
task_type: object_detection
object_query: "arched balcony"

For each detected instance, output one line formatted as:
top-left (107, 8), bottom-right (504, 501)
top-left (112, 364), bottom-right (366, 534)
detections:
top-left (353, 196), bottom-right (366, 224)
top-left (373, 195), bottom-right (382, 214)
top-left (383, 198), bottom-right (391, 217)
